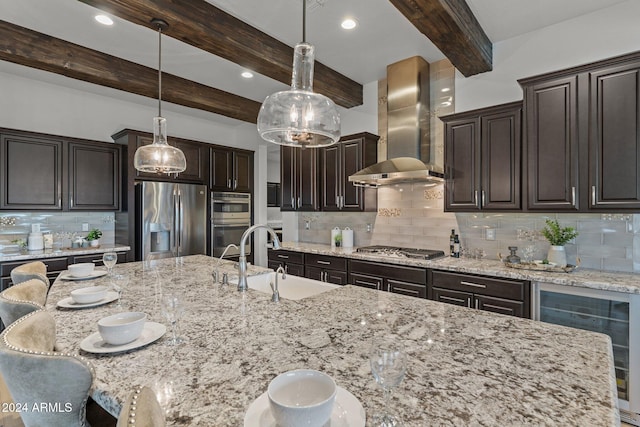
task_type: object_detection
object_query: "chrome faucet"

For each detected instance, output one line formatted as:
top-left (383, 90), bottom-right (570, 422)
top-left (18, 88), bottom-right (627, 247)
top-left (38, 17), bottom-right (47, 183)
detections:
top-left (270, 265), bottom-right (286, 302)
top-left (237, 224), bottom-right (281, 292)
top-left (213, 243), bottom-right (238, 284)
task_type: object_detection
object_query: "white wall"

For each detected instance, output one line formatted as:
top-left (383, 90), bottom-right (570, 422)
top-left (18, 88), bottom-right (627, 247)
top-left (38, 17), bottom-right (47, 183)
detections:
top-left (456, 0), bottom-right (640, 111)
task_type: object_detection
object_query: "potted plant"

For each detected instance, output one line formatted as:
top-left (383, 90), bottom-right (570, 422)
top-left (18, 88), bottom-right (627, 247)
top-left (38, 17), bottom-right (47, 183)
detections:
top-left (86, 228), bottom-right (102, 247)
top-left (541, 219), bottom-right (578, 267)
top-left (334, 233), bottom-right (342, 248)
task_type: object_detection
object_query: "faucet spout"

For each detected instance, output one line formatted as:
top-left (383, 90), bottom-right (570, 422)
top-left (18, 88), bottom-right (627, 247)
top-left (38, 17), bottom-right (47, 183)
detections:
top-left (213, 243), bottom-right (238, 284)
top-left (271, 265), bottom-right (286, 302)
top-left (237, 224), bottom-right (281, 292)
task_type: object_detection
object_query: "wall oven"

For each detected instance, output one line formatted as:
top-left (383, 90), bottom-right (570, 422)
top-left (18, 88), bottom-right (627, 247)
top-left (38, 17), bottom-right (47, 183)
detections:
top-left (211, 192), bottom-right (251, 258)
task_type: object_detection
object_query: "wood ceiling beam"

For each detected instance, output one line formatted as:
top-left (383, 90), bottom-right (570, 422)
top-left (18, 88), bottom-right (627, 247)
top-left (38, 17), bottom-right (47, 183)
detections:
top-left (78, 0), bottom-right (363, 108)
top-left (388, 0), bottom-right (492, 76)
top-left (0, 20), bottom-right (261, 123)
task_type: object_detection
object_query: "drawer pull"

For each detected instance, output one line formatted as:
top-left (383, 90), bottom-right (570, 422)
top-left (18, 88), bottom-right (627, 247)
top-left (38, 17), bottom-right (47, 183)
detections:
top-left (460, 281), bottom-right (487, 289)
top-left (92, 259), bottom-right (102, 263)
top-left (316, 260), bottom-right (331, 265)
top-left (475, 299), bottom-right (479, 309)
top-left (277, 254), bottom-right (289, 259)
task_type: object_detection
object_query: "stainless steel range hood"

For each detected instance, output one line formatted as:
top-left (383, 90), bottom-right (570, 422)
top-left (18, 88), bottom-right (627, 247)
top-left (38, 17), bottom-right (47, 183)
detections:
top-left (349, 56), bottom-right (444, 187)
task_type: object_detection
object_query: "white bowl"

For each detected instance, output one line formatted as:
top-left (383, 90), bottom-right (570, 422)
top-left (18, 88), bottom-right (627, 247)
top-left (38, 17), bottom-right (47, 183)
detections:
top-left (98, 312), bottom-right (146, 346)
top-left (68, 263), bottom-right (95, 278)
top-left (267, 369), bottom-right (337, 427)
top-left (70, 286), bottom-right (108, 304)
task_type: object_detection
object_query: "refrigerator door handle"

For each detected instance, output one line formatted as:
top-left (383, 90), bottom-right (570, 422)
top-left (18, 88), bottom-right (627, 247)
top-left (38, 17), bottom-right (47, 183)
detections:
top-left (178, 192), bottom-right (184, 256)
top-left (173, 191), bottom-right (179, 255)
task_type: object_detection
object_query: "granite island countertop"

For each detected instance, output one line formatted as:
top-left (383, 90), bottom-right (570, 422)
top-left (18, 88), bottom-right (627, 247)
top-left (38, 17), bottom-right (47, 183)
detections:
top-left (46, 254), bottom-right (618, 426)
top-left (279, 242), bottom-right (640, 294)
top-left (0, 244), bottom-right (131, 262)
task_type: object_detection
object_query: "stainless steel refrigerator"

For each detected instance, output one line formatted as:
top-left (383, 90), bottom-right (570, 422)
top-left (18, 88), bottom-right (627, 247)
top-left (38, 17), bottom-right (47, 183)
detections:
top-left (136, 181), bottom-right (207, 261)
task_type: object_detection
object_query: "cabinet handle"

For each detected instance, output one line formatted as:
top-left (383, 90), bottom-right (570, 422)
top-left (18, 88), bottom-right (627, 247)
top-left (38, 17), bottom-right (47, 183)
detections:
top-left (234, 179), bottom-right (237, 189)
top-left (91, 259), bottom-right (102, 263)
top-left (481, 190), bottom-right (486, 207)
top-left (341, 196), bottom-right (345, 209)
top-left (297, 197), bottom-right (301, 209)
top-left (474, 191), bottom-right (479, 208)
top-left (228, 179), bottom-right (232, 189)
top-left (467, 297), bottom-right (472, 308)
top-left (277, 254), bottom-right (289, 259)
top-left (592, 185), bottom-right (596, 206)
top-left (323, 272), bottom-right (328, 282)
top-left (284, 265), bottom-right (288, 274)
top-left (70, 197), bottom-right (73, 208)
top-left (291, 198), bottom-right (295, 208)
top-left (571, 186), bottom-right (576, 207)
top-left (316, 260), bottom-right (331, 265)
top-left (461, 281), bottom-right (487, 289)
top-left (336, 196), bottom-right (339, 207)
top-left (475, 299), bottom-right (479, 310)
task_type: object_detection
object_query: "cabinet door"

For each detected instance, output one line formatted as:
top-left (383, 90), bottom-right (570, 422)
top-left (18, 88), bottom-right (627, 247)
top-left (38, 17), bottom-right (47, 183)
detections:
top-left (285, 263), bottom-right (304, 276)
top-left (431, 287), bottom-right (472, 308)
top-left (0, 133), bottom-right (63, 210)
top-left (321, 144), bottom-right (341, 211)
top-left (475, 295), bottom-right (525, 318)
top-left (325, 270), bottom-right (348, 285)
top-left (388, 279), bottom-right (426, 298)
top-left (444, 118), bottom-right (481, 211)
top-left (481, 108), bottom-right (521, 210)
top-left (589, 61), bottom-right (640, 209)
top-left (210, 147), bottom-right (233, 191)
top-left (68, 142), bottom-right (120, 210)
top-left (280, 146), bottom-right (296, 211)
top-left (524, 76), bottom-right (579, 211)
top-left (233, 151), bottom-right (252, 193)
top-left (297, 148), bottom-right (319, 211)
top-left (349, 272), bottom-right (382, 290)
top-left (341, 138), bottom-right (365, 210)
top-left (173, 139), bottom-right (206, 183)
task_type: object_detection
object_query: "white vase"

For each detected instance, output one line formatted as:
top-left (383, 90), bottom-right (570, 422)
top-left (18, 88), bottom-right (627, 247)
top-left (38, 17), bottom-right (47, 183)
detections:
top-left (90, 239), bottom-right (100, 247)
top-left (547, 245), bottom-right (567, 267)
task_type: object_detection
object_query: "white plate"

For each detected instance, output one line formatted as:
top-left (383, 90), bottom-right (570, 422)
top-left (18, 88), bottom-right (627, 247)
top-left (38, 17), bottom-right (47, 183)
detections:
top-left (79, 322), bottom-right (166, 354)
top-left (57, 291), bottom-right (119, 309)
top-left (59, 270), bottom-right (108, 281)
top-left (244, 385), bottom-right (365, 427)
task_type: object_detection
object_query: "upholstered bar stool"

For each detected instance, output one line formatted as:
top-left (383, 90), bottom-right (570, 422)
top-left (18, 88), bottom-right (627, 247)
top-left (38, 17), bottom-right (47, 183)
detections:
top-left (10, 261), bottom-right (49, 287)
top-left (117, 386), bottom-right (166, 427)
top-left (0, 278), bottom-right (47, 328)
top-left (0, 310), bottom-right (95, 427)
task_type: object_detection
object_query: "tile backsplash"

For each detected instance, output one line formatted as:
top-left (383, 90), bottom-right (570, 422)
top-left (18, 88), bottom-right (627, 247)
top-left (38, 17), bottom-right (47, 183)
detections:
top-left (0, 212), bottom-right (116, 251)
top-left (294, 182), bottom-right (639, 274)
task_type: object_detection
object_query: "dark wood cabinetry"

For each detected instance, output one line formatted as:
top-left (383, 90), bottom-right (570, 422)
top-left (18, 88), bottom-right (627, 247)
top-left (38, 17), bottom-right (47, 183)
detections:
top-left (0, 128), bottom-right (120, 211)
top-left (210, 147), bottom-right (252, 193)
top-left (442, 102), bottom-right (521, 212)
top-left (280, 146), bottom-right (319, 211)
top-left (305, 254), bottom-right (348, 285)
top-left (428, 269), bottom-right (530, 318)
top-left (349, 260), bottom-right (427, 298)
top-left (321, 132), bottom-right (378, 211)
top-left (267, 249), bottom-right (305, 276)
top-left (68, 142), bottom-right (120, 210)
top-left (519, 51), bottom-right (640, 212)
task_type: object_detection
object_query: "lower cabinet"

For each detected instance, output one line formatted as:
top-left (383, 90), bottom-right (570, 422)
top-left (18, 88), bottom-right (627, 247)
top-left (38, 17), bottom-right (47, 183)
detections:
top-left (428, 269), bottom-right (530, 318)
top-left (267, 249), bottom-right (305, 276)
top-left (349, 260), bottom-right (427, 298)
top-left (305, 254), bottom-right (348, 285)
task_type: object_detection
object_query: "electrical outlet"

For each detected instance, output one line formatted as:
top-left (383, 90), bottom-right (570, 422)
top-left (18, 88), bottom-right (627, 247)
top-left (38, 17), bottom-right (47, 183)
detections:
top-left (486, 228), bottom-right (496, 240)
top-left (82, 223), bottom-right (89, 232)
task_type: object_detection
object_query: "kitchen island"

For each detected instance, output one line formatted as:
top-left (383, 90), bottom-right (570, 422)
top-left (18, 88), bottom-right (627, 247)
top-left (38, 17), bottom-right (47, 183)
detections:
top-left (46, 255), bottom-right (619, 426)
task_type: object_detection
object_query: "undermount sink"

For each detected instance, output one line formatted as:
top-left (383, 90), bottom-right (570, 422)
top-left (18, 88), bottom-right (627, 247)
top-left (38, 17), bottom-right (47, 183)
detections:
top-left (236, 272), bottom-right (339, 300)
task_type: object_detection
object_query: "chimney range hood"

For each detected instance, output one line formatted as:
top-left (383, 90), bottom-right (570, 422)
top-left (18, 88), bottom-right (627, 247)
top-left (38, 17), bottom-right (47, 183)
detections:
top-left (349, 56), bottom-right (444, 187)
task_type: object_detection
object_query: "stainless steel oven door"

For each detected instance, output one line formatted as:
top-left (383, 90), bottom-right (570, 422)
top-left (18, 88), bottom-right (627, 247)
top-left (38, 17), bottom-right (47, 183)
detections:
top-left (211, 192), bottom-right (251, 222)
top-left (211, 220), bottom-right (251, 258)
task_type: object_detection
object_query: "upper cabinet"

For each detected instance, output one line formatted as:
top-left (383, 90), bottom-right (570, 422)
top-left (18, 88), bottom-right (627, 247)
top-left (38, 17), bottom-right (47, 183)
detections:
top-left (520, 51), bottom-right (640, 212)
top-left (0, 128), bottom-right (120, 211)
top-left (321, 132), bottom-right (378, 212)
top-left (442, 102), bottom-right (521, 212)
top-left (280, 146), bottom-right (320, 211)
top-left (210, 147), bottom-right (252, 193)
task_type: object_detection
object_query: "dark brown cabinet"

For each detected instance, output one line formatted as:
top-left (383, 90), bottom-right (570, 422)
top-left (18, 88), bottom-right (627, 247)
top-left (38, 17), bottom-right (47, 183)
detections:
top-left (267, 249), bottom-right (305, 276)
top-left (428, 269), bottom-right (530, 318)
top-left (321, 133), bottom-right (378, 211)
top-left (68, 142), bottom-right (120, 210)
top-left (442, 102), bottom-right (521, 211)
top-left (280, 146), bottom-right (319, 211)
top-left (349, 260), bottom-right (427, 299)
top-left (0, 132), bottom-right (64, 210)
top-left (210, 147), bottom-right (252, 193)
top-left (305, 254), bottom-right (348, 285)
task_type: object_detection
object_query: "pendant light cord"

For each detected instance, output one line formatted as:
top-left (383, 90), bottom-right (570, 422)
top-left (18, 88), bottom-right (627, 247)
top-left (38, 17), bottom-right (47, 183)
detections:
top-left (157, 23), bottom-right (162, 117)
top-left (302, 0), bottom-right (306, 43)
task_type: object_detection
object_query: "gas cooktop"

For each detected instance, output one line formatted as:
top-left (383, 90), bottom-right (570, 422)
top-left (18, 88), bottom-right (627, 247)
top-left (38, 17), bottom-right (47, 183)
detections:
top-left (356, 245), bottom-right (445, 260)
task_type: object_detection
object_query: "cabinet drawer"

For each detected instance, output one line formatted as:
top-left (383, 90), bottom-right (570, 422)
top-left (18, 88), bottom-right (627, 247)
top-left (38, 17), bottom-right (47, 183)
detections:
top-left (430, 270), bottom-right (527, 301)
top-left (268, 250), bottom-right (304, 265)
top-left (476, 295), bottom-right (524, 318)
top-left (350, 260), bottom-right (426, 285)
top-left (1, 257), bottom-right (69, 276)
top-left (73, 252), bottom-right (127, 266)
top-left (432, 287), bottom-right (473, 307)
top-left (388, 279), bottom-right (427, 299)
top-left (305, 254), bottom-right (347, 271)
top-left (349, 272), bottom-right (382, 290)
top-left (269, 260), bottom-right (304, 276)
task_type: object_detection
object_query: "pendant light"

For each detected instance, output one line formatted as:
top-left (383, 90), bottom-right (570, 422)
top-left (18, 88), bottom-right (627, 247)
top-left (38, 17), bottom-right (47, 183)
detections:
top-left (134, 18), bottom-right (186, 174)
top-left (257, 1), bottom-right (340, 148)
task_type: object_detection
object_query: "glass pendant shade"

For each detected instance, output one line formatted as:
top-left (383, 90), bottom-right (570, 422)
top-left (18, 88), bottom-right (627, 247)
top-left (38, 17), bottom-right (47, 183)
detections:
top-left (134, 116), bottom-right (186, 173)
top-left (257, 42), bottom-right (340, 148)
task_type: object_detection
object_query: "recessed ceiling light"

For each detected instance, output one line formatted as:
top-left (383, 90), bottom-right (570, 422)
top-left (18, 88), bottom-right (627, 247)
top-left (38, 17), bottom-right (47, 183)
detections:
top-left (241, 71), bottom-right (254, 79)
top-left (95, 15), bottom-right (114, 26)
top-left (341, 18), bottom-right (357, 30)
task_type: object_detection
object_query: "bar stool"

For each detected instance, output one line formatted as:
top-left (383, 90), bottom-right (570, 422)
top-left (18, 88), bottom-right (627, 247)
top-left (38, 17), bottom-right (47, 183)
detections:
top-left (0, 278), bottom-right (47, 328)
top-left (10, 261), bottom-right (49, 287)
top-left (117, 386), bottom-right (166, 427)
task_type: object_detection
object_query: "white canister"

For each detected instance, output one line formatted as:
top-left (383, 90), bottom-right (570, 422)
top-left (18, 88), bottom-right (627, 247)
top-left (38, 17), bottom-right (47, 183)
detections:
top-left (342, 227), bottom-right (354, 248)
top-left (331, 227), bottom-right (341, 248)
top-left (43, 233), bottom-right (53, 249)
top-left (27, 232), bottom-right (44, 251)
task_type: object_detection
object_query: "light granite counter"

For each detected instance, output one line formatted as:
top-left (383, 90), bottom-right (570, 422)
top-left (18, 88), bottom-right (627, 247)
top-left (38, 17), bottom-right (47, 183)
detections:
top-left (45, 254), bottom-right (618, 426)
top-left (0, 245), bottom-right (131, 262)
top-left (280, 242), bottom-right (640, 294)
